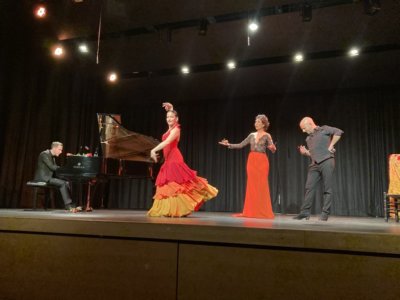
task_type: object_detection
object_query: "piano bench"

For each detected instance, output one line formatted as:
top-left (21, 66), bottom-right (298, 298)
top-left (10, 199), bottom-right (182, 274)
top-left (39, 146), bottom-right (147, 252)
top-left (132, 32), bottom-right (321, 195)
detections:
top-left (26, 181), bottom-right (58, 210)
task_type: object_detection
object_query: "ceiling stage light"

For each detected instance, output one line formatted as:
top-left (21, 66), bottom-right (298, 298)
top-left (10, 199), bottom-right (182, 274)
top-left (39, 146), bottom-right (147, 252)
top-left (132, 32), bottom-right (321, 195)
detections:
top-left (34, 6), bottom-right (47, 18)
top-left (78, 44), bottom-right (89, 53)
top-left (108, 72), bottom-right (118, 82)
top-left (181, 66), bottom-right (190, 74)
top-left (248, 21), bottom-right (259, 32)
top-left (53, 46), bottom-right (64, 57)
top-left (294, 53), bottom-right (304, 62)
top-left (227, 60), bottom-right (236, 70)
top-left (348, 47), bottom-right (360, 57)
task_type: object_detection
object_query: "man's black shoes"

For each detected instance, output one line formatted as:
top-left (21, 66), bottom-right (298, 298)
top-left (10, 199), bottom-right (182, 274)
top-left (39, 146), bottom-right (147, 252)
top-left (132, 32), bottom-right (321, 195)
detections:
top-left (293, 213), bottom-right (310, 220)
top-left (319, 213), bottom-right (329, 221)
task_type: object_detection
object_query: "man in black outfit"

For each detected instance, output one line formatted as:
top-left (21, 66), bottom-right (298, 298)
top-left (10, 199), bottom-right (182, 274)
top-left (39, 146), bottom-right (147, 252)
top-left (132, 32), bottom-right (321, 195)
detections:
top-left (293, 117), bottom-right (343, 221)
top-left (34, 141), bottom-right (77, 212)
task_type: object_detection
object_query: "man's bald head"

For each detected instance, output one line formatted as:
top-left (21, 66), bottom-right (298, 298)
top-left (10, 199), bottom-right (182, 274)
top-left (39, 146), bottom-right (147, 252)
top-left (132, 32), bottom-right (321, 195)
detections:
top-left (300, 117), bottom-right (317, 134)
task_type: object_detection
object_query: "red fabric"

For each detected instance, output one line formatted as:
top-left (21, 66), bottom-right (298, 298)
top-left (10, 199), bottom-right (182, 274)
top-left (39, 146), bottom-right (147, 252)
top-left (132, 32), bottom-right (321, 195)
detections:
top-left (155, 124), bottom-right (197, 187)
top-left (240, 151), bottom-right (274, 219)
top-left (149, 125), bottom-right (218, 217)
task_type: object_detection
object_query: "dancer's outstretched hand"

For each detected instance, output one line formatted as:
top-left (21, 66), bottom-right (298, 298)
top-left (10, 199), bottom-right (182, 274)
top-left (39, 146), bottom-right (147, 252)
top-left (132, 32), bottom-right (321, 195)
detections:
top-left (219, 139), bottom-right (229, 146)
top-left (162, 102), bottom-right (174, 111)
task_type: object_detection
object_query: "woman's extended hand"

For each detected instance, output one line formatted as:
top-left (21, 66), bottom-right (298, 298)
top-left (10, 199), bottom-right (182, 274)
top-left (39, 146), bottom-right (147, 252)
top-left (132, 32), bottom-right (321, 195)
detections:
top-left (218, 139), bottom-right (230, 146)
top-left (162, 102), bottom-right (174, 111)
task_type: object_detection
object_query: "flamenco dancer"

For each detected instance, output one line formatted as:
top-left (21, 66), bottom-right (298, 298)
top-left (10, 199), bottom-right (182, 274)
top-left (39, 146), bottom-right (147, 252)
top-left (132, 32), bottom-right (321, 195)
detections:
top-left (148, 102), bottom-right (218, 217)
top-left (219, 114), bottom-right (276, 218)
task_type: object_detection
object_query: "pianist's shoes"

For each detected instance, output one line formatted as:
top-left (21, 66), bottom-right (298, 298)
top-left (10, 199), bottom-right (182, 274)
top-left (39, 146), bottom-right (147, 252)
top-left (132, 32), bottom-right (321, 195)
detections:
top-left (65, 204), bottom-right (79, 213)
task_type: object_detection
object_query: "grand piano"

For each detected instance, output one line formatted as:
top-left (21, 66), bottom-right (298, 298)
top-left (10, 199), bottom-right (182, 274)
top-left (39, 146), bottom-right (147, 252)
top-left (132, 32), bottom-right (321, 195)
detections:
top-left (98, 113), bottom-right (159, 177)
top-left (56, 113), bottom-right (159, 210)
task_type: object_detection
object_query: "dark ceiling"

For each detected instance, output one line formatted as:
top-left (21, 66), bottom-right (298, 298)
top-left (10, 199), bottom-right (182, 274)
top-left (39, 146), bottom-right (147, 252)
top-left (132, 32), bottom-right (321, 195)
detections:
top-left (35, 0), bottom-right (400, 100)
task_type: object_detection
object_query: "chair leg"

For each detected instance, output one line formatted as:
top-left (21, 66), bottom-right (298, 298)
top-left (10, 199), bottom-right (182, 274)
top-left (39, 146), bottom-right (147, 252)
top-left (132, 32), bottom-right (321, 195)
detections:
top-left (384, 192), bottom-right (388, 222)
top-left (44, 189), bottom-right (51, 210)
top-left (33, 187), bottom-right (38, 210)
top-left (395, 198), bottom-right (399, 223)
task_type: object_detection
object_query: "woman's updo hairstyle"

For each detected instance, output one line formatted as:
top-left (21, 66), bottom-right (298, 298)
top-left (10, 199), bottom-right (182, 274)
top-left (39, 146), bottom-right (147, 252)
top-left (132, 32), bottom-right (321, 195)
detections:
top-left (255, 114), bottom-right (270, 130)
top-left (167, 109), bottom-right (179, 118)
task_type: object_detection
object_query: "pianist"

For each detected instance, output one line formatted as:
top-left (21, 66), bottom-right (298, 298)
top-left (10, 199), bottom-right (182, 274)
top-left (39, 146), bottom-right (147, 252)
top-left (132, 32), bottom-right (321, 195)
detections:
top-left (34, 141), bottom-right (79, 212)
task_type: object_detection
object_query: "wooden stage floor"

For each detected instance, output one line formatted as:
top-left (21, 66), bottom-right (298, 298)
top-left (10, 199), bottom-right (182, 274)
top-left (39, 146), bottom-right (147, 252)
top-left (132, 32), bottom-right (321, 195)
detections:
top-left (1, 209), bottom-right (400, 255)
top-left (2, 209), bottom-right (400, 299)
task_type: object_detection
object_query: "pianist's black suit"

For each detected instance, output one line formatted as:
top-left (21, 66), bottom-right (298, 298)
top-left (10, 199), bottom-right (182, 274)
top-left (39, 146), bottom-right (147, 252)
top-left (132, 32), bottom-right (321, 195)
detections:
top-left (34, 149), bottom-right (73, 208)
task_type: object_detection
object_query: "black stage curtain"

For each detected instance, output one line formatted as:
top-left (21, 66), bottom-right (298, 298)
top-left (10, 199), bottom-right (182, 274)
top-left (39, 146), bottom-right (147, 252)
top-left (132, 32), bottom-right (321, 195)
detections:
top-left (107, 90), bottom-right (400, 217)
top-left (1, 2), bottom-right (400, 216)
top-left (1, 72), bottom-right (399, 216)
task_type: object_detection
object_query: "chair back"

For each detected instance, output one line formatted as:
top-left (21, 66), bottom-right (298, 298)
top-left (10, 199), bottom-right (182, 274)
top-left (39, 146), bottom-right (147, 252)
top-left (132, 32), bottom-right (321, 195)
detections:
top-left (388, 154), bottom-right (400, 194)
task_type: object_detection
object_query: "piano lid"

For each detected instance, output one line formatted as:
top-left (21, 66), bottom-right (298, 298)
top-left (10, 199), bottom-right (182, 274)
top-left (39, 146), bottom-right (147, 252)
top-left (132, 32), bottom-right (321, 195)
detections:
top-left (97, 113), bottom-right (158, 163)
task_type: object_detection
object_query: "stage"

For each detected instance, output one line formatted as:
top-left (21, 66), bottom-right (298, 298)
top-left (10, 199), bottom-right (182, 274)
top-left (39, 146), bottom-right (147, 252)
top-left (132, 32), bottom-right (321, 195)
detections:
top-left (1, 210), bottom-right (400, 299)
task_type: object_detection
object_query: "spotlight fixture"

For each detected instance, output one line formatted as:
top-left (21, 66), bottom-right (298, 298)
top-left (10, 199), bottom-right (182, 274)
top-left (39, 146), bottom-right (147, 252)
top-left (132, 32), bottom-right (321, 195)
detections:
top-left (301, 3), bottom-right (312, 22)
top-left (293, 53), bottom-right (304, 62)
top-left (107, 72), bottom-right (118, 82)
top-left (227, 60), bottom-right (236, 70)
top-left (53, 46), bottom-right (64, 57)
top-left (348, 47), bottom-right (360, 57)
top-left (78, 44), bottom-right (89, 53)
top-left (34, 5), bottom-right (47, 18)
top-left (248, 20), bottom-right (259, 32)
top-left (181, 66), bottom-right (190, 74)
top-left (198, 19), bottom-right (208, 36)
top-left (247, 17), bottom-right (259, 46)
top-left (364, 0), bottom-right (381, 16)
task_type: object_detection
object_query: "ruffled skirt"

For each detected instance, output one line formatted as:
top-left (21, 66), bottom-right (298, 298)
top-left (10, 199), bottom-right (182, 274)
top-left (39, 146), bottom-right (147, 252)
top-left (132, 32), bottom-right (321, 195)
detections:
top-left (148, 177), bottom-right (218, 217)
top-left (148, 159), bottom-right (218, 217)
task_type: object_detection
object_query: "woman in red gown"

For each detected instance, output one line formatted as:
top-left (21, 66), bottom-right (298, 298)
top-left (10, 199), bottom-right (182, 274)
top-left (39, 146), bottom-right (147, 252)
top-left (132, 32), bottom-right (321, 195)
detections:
top-left (148, 102), bottom-right (218, 217)
top-left (219, 115), bottom-right (276, 218)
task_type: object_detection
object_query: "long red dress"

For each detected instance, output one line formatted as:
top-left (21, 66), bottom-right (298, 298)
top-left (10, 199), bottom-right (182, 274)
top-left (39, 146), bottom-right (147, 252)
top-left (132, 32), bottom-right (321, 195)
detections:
top-left (147, 124), bottom-right (218, 217)
top-left (229, 133), bottom-right (274, 219)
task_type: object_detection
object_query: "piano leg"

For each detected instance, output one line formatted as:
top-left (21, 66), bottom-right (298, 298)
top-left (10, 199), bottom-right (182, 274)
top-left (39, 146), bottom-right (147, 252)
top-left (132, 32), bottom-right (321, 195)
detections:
top-left (85, 180), bottom-right (95, 212)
